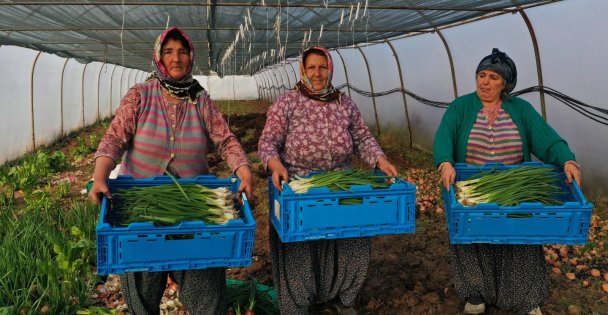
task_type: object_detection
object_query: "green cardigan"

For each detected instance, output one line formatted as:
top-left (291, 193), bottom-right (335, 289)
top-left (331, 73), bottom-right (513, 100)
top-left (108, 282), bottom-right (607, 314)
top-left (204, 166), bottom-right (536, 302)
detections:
top-left (433, 92), bottom-right (575, 167)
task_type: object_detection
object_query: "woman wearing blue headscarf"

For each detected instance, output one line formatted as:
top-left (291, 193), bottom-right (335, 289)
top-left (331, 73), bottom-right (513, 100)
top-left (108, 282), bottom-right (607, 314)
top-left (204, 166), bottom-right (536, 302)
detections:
top-left (433, 48), bottom-right (581, 315)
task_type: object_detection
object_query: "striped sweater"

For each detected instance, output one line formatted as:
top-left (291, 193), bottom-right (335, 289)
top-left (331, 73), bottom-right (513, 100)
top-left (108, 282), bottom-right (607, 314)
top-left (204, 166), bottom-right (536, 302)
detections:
top-left (120, 80), bottom-right (209, 178)
top-left (465, 108), bottom-right (523, 165)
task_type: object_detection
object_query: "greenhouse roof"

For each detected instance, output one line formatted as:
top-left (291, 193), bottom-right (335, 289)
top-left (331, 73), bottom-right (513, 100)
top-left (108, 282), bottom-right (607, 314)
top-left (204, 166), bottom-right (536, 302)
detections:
top-left (0, 0), bottom-right (553, 76)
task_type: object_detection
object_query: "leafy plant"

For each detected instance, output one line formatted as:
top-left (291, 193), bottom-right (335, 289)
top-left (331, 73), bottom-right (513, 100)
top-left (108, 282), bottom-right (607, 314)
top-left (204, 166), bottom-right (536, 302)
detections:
top-left (0, 199), bottom-right (99, 314)
top-left (0, 191), bottom-right (7, 208)
top-left (49, 151), bottom-right (70, 173)
top-left (56, 181), bottom-right (72, 199)
top-left (35, 226), bottom-right (96, 314)
top-left (0, 151), bottom-right (53, 200)
top-left (72, 138), bottom-right (93, 162)
top-left (24, 188), bottom-right (58, 212)
top-left (88, 134), bottom-right (101, 151)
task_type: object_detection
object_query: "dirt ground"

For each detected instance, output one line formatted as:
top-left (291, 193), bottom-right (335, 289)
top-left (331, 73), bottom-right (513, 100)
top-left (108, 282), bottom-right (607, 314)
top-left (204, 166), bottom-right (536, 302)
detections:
top-left (56, 100), bottom-right (608, 315)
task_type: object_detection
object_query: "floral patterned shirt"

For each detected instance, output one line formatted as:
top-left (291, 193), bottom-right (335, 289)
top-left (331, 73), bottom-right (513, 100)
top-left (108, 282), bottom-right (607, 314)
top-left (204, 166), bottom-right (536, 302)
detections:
top-left (95, 87), bottom-right (249, 174)
top-left (258, 90), bottom-right (386, 176)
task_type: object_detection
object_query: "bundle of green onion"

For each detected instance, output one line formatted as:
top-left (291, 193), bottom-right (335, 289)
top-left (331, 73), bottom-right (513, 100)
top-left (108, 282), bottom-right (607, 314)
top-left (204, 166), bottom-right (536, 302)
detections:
top-left (455, 166), bottom-right (564, 206)
top-left (226, 278), bottom-right (279, 315)
top-left (110, 183), bottom-right (237, 226)
top-left (288, 169), bottom-right (394, 194)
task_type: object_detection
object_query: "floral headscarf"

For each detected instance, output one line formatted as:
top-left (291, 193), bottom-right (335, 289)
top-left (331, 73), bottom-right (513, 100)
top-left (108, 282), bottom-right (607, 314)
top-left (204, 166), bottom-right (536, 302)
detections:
top-left (295, 46), bottom-right (341, 103)
top-left (148, 26), bottom-right (204, 103)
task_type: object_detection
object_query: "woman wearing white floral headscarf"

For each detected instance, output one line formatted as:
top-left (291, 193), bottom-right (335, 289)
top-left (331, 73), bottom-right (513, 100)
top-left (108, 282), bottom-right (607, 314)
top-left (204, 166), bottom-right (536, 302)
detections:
top-left (259, 46), bottom-right (398, 314)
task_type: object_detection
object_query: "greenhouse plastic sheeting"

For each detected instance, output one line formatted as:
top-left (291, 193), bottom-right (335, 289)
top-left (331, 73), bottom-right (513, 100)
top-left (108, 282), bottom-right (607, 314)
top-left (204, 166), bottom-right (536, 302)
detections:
top-left (390, 34), bottom-right (453, 153)
top-left (359, 44), bottom-right (408, 136)
top-left (62, 60), bottom-right (87, 135)
top-left (526, 0), bottom-right (608, 191)
top-left (0, 46), bottom-right (39, 162)
top-left (33, 52), bottom-right (64, 148)
top-left (0, 45), bottom-right (147, 165)
top-left (98, 64), bottom-right (118, 121)
top-left (206, 76), bottom-right (259, 100)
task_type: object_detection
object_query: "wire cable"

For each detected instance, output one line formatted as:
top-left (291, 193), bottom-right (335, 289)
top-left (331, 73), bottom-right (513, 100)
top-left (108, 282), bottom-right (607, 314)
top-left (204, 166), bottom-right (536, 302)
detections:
top-left (258, 83), bottom-right (608, 126)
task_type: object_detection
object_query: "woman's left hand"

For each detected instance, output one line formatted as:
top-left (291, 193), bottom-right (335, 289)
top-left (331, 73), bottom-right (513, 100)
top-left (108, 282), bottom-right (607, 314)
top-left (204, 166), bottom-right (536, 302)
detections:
top-left (377, 156), bottom-right (399, 177)
top-left (235, 165), bottom-right (256, 206)
top-left (564, 161), bottom-right (581, 187)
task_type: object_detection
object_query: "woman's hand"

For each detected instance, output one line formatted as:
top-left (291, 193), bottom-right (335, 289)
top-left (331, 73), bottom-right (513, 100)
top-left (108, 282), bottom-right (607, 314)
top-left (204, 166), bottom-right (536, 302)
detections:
top-left (439, 162), bottom-right (456, 191)
top-left (267, 158), bottom-right (289, 191)
top-left (564, 160), bottom-right (581, 187)
top-left (88, 156), bottom-right (115, 205)
top-left (376, 156), bottom-right (398, 177)
top-left (88, 179), bottom-right (111, 205)
top-left (235, 165), bottom-right (256, 205)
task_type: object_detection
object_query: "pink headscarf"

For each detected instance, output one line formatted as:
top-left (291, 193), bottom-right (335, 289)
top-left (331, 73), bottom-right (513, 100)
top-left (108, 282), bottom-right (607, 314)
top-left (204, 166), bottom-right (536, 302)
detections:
top-left (149, 27), bottom-right (203, 103)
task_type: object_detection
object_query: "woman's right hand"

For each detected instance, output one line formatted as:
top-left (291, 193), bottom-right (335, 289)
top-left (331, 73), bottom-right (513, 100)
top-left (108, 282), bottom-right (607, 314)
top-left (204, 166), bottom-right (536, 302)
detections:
top-left (439, 162), bottom-right (456, 192)
top-left (88, 180), bottom-right (111, 205)
top-left (88, 156), bottom-right (115, 205)
top-left (267, 158), bottom-right (289, 191)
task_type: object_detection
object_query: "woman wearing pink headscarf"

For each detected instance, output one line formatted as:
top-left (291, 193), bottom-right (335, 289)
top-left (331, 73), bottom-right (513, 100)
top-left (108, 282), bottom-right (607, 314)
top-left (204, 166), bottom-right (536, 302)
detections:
top-left (89, 27), bottom-right (254, 314)
top-left (258, 46), bottom-right (398, 314)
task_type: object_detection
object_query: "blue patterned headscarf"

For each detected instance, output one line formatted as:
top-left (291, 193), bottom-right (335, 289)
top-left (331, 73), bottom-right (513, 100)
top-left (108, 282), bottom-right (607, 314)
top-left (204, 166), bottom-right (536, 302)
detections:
top-left (476, 48), bottom-right (518, 96)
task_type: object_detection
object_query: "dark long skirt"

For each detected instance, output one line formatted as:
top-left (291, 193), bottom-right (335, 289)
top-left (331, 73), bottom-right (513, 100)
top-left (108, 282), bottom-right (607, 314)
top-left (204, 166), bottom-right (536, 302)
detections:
top-left (119, 268), bottom-right (226, 315)
top-left (269, 227), bottom-right (371, 315)
top-left (450, 244), bottom-right (549, 314)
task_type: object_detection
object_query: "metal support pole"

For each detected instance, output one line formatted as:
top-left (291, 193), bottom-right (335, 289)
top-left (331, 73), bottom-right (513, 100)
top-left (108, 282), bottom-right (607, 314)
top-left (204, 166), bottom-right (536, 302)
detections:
top-left (60, 58), bottom-right (70, 136)
top-left (96, 63), bottom-right (104, 122)
top-left (109, 65), bottom-right (118, 116)
top-left (81, 63), bottom-right (89, 128)
top-left (30, 51), bottom-right (42, 149)
top-left (252, 74), bottom-right (262, 100)
top-left (333, 49), bottom-right (352, 97)
top-left (385, 40), bottom-right (413, 148)
top-left (519, 8), bottom-right (547, 120)
top-left (287, 61), bottom-right (298, 87)
top-left (355, 45), bottom-right (381, 136)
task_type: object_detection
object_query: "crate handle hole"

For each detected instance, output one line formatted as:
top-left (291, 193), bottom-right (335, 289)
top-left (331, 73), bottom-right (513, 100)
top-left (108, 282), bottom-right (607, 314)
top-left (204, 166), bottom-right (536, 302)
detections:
top-left (338, 197), bottom-right (363, 205)
top-left (165, 234), bottom-right (195, 240)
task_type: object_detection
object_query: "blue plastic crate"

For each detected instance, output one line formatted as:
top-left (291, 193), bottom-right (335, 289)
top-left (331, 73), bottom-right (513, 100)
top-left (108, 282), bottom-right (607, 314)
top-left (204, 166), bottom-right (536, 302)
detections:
top-left (268, 172), bottom-right (416, 242)
top-left (443, 162), bottom-right (592, 245)
top-left (96, 175), bottom-right (255, 275)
